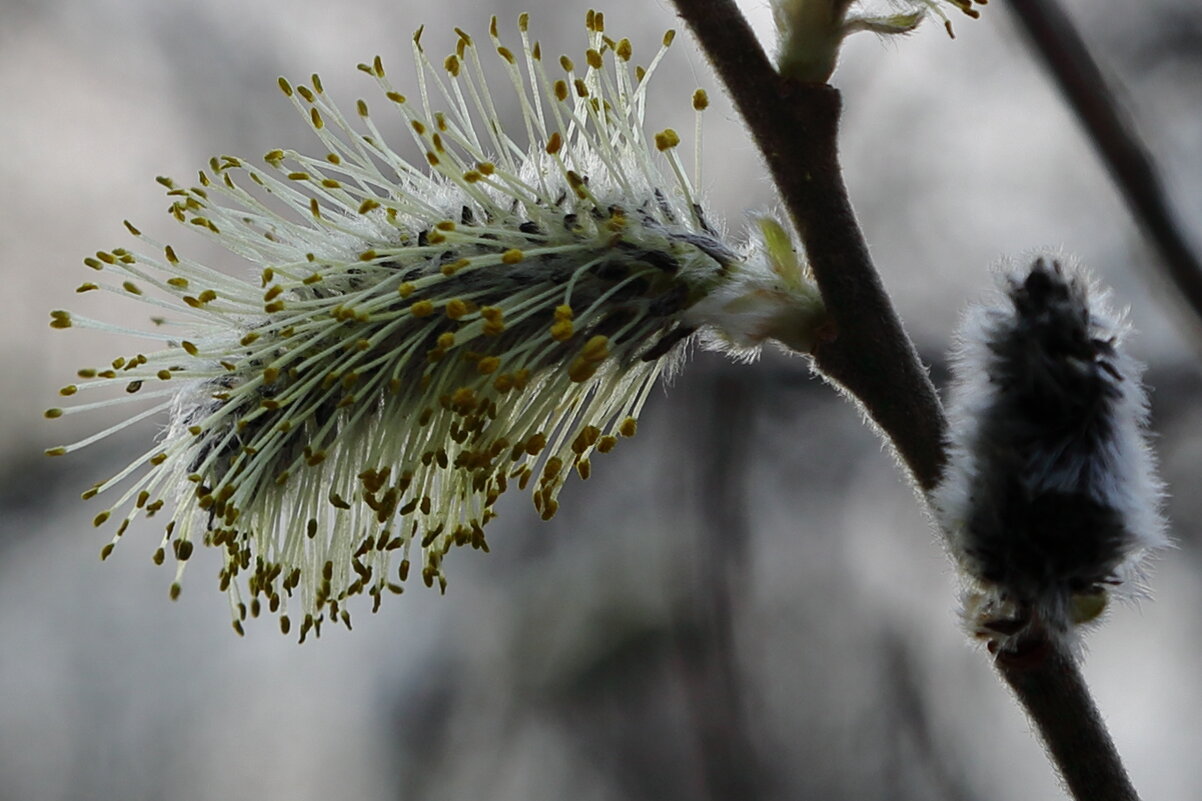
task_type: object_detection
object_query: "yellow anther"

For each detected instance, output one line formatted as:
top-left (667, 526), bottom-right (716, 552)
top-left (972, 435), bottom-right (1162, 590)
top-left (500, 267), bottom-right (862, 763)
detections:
top-left (550, 319), bottom-right (574, 341)
top-left (476, 356), bottom-right (500, 375)
top-left (451, 387), bottom-right (478, 411)
top-left (572, 425), bottom-right (601, 454)
top-left (445, 299), bottom-right (470, 320)
top-left (437, 332), bottom-right (456, 350)
top-left (619, 417), bottom-right (638, 437)
top-left (568, 358), bottom-right (598, 383)
top-left (398, 282), bottom-right (416, 298)
top-left (586, 49), bottom-right (603, 69)
top-left (655, 129), bottom-right (681, 151)
top-left (410, 300), bottom-right (435, 317)
top-left (542, 457), bottom-right (563, 481)
top-left (501, 249), bottom-right (524, 264)
top-left (580, 334), bottom-right (609, 361)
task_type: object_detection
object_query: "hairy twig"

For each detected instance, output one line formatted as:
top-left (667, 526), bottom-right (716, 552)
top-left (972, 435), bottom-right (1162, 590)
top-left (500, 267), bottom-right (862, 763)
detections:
top-left (1008, 0), bottom-right (1202, 329)
top-left (667, 0), bottom-right (946, 491)
top-left (996, 633), bottom-right (1140, 801)
top-left (668, 1), bottom-right (1143, 798)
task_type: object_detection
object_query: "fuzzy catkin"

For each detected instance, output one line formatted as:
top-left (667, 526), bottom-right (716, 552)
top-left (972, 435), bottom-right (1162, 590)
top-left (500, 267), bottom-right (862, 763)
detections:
top-left (46, 13), bottom-right (826, 639)
top-left (933, 256), bottom-right (1166, 647)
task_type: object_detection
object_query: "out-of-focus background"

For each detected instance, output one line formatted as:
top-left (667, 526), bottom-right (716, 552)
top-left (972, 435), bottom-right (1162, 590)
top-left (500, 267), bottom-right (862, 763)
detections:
top-left (3, 0), bottom-right (1200, 798)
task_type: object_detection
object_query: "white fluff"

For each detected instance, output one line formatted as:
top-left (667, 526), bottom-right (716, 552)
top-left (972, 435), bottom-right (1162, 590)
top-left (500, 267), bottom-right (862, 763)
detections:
top-left (931, 255), bottom-right (1166, 652)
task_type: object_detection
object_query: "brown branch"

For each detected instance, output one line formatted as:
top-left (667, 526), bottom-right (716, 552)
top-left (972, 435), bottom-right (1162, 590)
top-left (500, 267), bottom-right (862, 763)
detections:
top-left (996, 634), bottom-right (1141, 801)
top-left (1008, 0), bottom-right (1202, 328)
top-left (667, 0), bottom-right (946, 492)
top-left (668, 1), bottom-right (1143, 799)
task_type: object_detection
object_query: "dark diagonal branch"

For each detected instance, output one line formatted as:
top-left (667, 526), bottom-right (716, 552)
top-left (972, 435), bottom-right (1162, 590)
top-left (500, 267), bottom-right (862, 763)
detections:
top-left (1009, 0), bottom-right (1202, 328)
top-left (667, 0), bottom-right (946, 492)
top-left (668, 2), bottom-right (1142, 799)
top-left (997, 634), bottom-right (1140, 801)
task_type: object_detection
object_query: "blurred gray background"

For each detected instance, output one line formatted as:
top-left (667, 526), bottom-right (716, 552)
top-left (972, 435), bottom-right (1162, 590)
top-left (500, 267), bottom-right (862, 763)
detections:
top-left (3, 0), bottom-right (1201, 799)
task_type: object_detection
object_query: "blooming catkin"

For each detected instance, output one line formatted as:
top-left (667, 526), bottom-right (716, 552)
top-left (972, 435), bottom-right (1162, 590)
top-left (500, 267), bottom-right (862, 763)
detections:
top-left (933, 257), bottom-right (1166, 651)
top-left (46, 12), bottom-right (825, 639)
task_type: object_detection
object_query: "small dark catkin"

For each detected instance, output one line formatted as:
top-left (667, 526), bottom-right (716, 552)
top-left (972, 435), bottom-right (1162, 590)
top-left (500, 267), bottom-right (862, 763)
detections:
top-left (932, 256), bottom-right (1165, 648)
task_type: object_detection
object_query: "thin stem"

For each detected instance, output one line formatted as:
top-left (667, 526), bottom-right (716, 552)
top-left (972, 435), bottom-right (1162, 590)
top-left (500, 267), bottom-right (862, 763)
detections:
top-left (668, 1), bottom-right (1143, 799)
top-left (996, 634), bottom-right (1141, 801)
top-left (668, 0), bottom-right (946, 491)
top-left (1008, 0), bottom-right (1202, 329)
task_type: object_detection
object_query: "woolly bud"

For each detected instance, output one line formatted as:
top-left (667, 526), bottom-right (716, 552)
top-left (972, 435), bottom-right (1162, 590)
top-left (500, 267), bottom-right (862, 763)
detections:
top-left (932, 256), bottom-right (1166, 653)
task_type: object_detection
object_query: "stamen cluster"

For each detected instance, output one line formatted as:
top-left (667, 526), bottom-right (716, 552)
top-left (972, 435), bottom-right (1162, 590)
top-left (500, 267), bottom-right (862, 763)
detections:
top-left (47, 11), bottom-right (824, 639)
